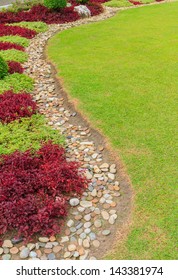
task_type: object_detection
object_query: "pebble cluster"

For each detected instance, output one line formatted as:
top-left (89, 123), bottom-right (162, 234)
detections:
top-left (0, 7), bottom-right (123, 260)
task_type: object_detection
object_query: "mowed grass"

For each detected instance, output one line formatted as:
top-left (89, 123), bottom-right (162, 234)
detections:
top-left (47, 2), bottom-right (178, 259)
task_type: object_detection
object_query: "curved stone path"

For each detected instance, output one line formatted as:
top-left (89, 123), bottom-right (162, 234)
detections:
top-left (1, 7), bottom-right (133, 260)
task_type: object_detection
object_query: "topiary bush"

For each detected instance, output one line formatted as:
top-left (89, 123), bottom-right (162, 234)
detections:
top-left (44, 0), bottom-right (67, 9)
top-left (0, 55), bottom-right (8, 80)
top-left (0, 142), bottom-right (88, 238)
top-left (0, 90), bottom-right (37, 123)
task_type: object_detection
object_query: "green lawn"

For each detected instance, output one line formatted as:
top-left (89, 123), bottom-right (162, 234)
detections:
top-left (47, 2), bottom-right (178, 259)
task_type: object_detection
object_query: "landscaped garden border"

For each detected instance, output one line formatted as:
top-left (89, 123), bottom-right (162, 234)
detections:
top-left (0, 0), bottom-right (171, 260)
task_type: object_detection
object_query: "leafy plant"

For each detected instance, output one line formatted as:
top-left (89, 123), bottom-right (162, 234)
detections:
top-left (44, 0), bottom-right (67, 9)
top-left (0, 90), bottom-right (37, 123)
top-left (0, 142), bottom-right (88, 238)
top-left (0, 114), bottom-right (64, 155)
top-left (0, 49), bottom-right (28, 63)
top-left (0, 4), bottom-right (80, 24)
top-left (9, 21), bottom-right (48, 33)
top-left (0, 73), bottom-right (34, 94)
top-left (0, 41), bottom-right (24, 51)
top-left (0, 36), bottom-right (29, 48)
top-left (0, 24), bottom-right (37, 39)
top-left (0, 55), bottom-right (8, 80)
top-left (8, 61), bottom-right (24, 74)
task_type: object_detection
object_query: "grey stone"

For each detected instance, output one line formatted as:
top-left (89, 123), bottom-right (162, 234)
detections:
top-left (102, 230), bottom-right (111, 236)
top-left (38, 237), bottom-right (49, 243)
top-left (48, 253), bottom-right (56, 260)
top-left (80, 201), bottom-right (92, 208)
top-left (2, 254), bottom-right (11, 260)
top-left (89, 232), bottom-right (96, 241)
top-left (69, 198), bottom-right (80, 207)
top-left (29, 251), bottom-right (37, 258)
top-left (20, 248), bottom-right (30, 259)
top-left (94, 219), bottom-right (102, 228)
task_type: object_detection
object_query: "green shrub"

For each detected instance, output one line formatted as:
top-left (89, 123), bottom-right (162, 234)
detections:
top-left (0, 56), bottom-right (8, 79)
top-left (44, 0), bottom-right (67, 9)
top-left (9, 22), bottom-right (48, 33)
top-left (0, 49), bottom-right (28, 63)
top-left (0, 73), bottom-right (34, 93)
top-left (0, 114), bottom-right (64, 155)
top-left (76, 0), bottom-right (89, 4)
top-left (0, 36), bottom-right (29, 47)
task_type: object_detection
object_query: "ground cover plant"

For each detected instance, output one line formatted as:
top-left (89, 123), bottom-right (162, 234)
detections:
top-left (47, 2), bottom-right (178, 259)
top-left (0, 90), bottom-right (37, 123)
top-left (0, 142), bottom-right (88, 238)
top-left (0, 1), bottom-right (103, 24)
top-left (0, 24), bottom-right (37, 38)
top-left (0, 114), bottom-right (64, 155)
top-left (9, 21), bottom-right (48, 33)
top-left (0, 73), bottom-right (34, 93)
top-left (0, 36), bottom-right (29, 47)
top-left (7, 61), bottom-right (24, 74)
top-left (0, 41), bottom-right (24, 51)
top-left (0, 49), bottom-right (28, 63)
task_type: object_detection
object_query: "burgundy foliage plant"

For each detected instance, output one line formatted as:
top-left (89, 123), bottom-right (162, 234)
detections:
top-left (0, 90), bottom-right (37, 123)
top-left (8, 61), bottom-right (24, 74)
top-left (0, 24), bottom-right (37, 38)
top-left (0, 41), bottom-right (25, 51)
top-left (0, 143), bottom-right (88, 238)
top-left (0, 5), bottom-right (80, 24)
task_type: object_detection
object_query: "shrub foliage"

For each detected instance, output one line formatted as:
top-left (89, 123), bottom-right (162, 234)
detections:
top-left (0, 142), bottom-right (88, 238)
top-left (0, 42), bottom-right (25, 51)
top-left (44, 0), bottom-right (67, 9)
top-left (8, 61), bottom-right (24, 74)
top-left (0, 90), bottom-right (37, 123)
top-left (0, 55), bottom-right (8, 79)
top-left (0, 24), bottom-right (37, 39)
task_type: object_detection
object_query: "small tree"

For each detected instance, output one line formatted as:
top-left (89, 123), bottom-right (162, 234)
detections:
top-left (44, 0), bottom-right (67, 9)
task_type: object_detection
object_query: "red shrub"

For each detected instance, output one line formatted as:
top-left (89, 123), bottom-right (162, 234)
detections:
top-left (0, 143), bottom-right (88, 238)
top-left (0, 90), bottom-right (37, 123)
top-left (129, 0), bottom-right (142, 5)
top-left (87, 2), bottom-right (104, 16)
top-left (0, 5), bottom-right (80, 24)
top-left (0, 41), bottom-right (25, 51)
top-left (0, 24), bottom-right (37, 39)
top-left (8, 61), bottom-right (24, 74)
